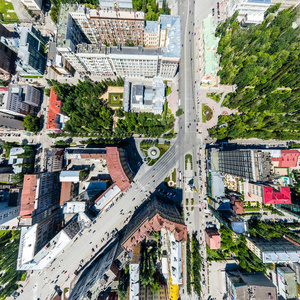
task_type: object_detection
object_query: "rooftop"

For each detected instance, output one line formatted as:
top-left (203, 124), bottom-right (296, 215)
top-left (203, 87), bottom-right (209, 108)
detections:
top-left (88, 8), bottom-right (144, 20)
top-left (272, 150), bottom-right (300, 168)
top-left (145, 21), bottom-right (158, 33)
top-left (20, 175), bottom-right (37, 219)
top-left (46, 87), bottom-right (63, 130)
top-left (263, 186), bottom-right (291, 205)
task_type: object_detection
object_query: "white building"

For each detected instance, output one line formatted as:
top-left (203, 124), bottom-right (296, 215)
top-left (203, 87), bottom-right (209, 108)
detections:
top-left (60, 170), bottom-right (81, 182)
top-left (8, 147), bottom-right (24, 174)
top-left (169, 232), bottom-right (182, 285)
top-left (131, 77), bottom-right (165, 114)
top-left (20, 0), bottom-right (42, 11)
top-left (227, 0), bottom-right (272, 24)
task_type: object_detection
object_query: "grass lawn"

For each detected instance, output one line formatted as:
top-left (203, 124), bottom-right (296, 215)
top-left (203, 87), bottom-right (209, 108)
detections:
top-left (172, 169), bottom-right (176, 182)
top-left (202, 104), bottom-right (206, 123)
top-left (0, 0), bottom-right (18, 23)
top-left (108, 93), bottom-right (123, 107)
top-left (140, 143), bottom-right (171, 166)
top-left (185, 154), bottom-right (192, 170)
top-left (22, 75), bottom-right (43, 79)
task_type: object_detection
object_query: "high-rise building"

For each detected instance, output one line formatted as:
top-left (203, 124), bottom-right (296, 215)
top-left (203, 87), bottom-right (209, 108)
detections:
top-left (226, 269), bottom-right (277, 300)
top-left (0, 84), bottom-right (41, 117)
top-left (19, 172), bottom-right (61, 226)
top-left (218, 149), bottom-right (273, 182)
top-left (1, 25), bottom-right (46, 76)
top-left (0, 24), bottom-right (17, 78)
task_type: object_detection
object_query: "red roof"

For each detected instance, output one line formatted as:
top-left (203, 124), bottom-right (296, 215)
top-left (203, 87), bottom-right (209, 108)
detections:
top-left (46, 87), bottom-right (63, 130)
top-left (205, 228), bottom-right (221, 250)
top-left (263, 186), bottom-right (291, 205)
top-left (272, 150), bottom-right (300, 168)
top-left (106, 147), bottom-right (131, 192)
top-left (0, 87), bottom-right (8, 92)
top-left (20, 175), bottom-right (38, 219)
top-left (60, 182), bottom-right (72, 206)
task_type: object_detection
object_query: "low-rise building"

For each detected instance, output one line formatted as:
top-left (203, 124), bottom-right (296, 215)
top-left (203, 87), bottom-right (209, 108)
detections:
top-left (45, 148), bottom-right (64, 172)
top-left (20, 0), bottom-right (42, 11)
top-left (46, 87), bottom-right (69, 130)
top-left (277, 266), bottom-right (298, 300)
top-left (246, 237), bottom-right (300, 263)
top-left (8, 147), bottom-right (24, 174)
top-left (131, 77), bottom-right (165, 114)
top-left (226, 269), bottom-right (277, 300)
top-left (129, 244), bottom-right (140, 300)
top-left (205, 227), bottom-right (221, 250)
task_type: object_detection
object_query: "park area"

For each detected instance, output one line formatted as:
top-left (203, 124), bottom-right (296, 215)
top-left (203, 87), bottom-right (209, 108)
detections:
top-left (140, 140), bottom-right (170, 166)
top-left (202, 104), bottom-right (213, 123)
top-left (0, 0), bottom-right (18, 23)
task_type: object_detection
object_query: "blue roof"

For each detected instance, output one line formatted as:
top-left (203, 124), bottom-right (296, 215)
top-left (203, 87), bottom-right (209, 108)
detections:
top-left (145, 21), bottom-right (158, 33)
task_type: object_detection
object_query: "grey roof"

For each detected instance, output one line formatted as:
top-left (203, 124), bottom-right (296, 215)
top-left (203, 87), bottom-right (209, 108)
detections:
top-left (159, 15), bottom-right (181, 58)
top-left (132, 85), bottom-right (144, 104)
top-left (66, 148), bottom-right (106, 155)
top-left (248, 0), bottom-right (271, 3)
top-left (145, 21), bottom-right (158, 33)
top-left (99, 0), bottom-right (133, 9)
top-left (109, 46), bottom-right (162, 56)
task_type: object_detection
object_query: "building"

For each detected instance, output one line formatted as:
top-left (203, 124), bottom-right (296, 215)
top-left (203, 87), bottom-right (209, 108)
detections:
top-left (56, 5), bottom-right (180, 79)
top-left (60, 170), bottom-right (81, 182)
top-left (1, 26), bottom-right (46, 76)
top-left (131, 77), bottom-right (165, 114)
top-left (121, 197), bottom-right (187, 252)
top-left (44, 148), bottom-right (64, 172)
top-left (205, 227), bottom-right (221, 250)
top-left (226, 269), bottom-right (277, 300)
top-left (200, 16), bottom-right (219, 87)
top-left (17, 213), bottom-right (88, 270)
top-left (218, 149), bottom-right (273, 182)
top-left (0, 185), bottom-right (21, 228)
top-left (19, 172), bottom-right (61, 226)
top-left (247, 183), bottom-right (291, 205)
top-left (277, 266), bottom-right (298, 300)
top-left (99, 0), bottom-right (133, 10)
top-left (69, 242), bottom-right (120, 300)
top-left (46, 87), bottom-right (69, 130)
top-left (272, 150), bottom-right (300, 168)
top-left (246, 237), bottom-right (300, 263)
top-left (227, 0), bottom-right (272, 25)
top-left (168, 232), bottom-right (182, 285)
top-left (0, 24), bottom-right (17, 79)
top-left (129, 244), bottom-right (140, 300)
top-left (8, 147), bottom-right (24, 174)
top-left (20, 0), bottom-right (42, 11)
top-left (0, 84), bottom-right (41, 117)
top-left (144, 21), bottom-right (159, 47)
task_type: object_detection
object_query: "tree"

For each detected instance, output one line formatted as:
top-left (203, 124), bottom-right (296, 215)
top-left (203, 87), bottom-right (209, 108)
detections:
top-left (176, 108), bottom-right (183, 116)
top-left (11, 173), bottom-right (24, 185)
top-left (22, 115), bottom-right (39, 132)
top-left (44, 88), bottom-right (50, 97)
top-left (116, 109), bottom-right (124, 118)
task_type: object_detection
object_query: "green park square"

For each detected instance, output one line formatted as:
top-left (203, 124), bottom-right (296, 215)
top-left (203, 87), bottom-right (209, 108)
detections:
top-left (108, 93), bottom-right (123, 107)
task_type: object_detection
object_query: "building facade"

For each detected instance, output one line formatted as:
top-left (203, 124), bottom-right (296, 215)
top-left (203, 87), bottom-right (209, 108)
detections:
top-left (0, 84), bottom-right (41, 117)
top-left (277, 266), bottom-right (298, 300)
top-left (218, 149), bottom-right (272, 182)
top-left (0, 24), bottom-right (17, 79)
top-left (1, 25), bottom-right (47, 76)
top-left (20, 0), bottom-right (42, 11)
top-left (19, 172), bottom-right (61, 226)
top-left (246, 237), bottom-right (300, 263)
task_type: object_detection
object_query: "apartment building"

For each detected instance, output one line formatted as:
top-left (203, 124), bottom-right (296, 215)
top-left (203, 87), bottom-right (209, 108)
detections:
top-left (0, 84), bottom-right (41, 117)
top-left (277, 266), bottom-right (298, 300)
top-left (56, 5), bottom-right (180, 79)
top-left (99, 0), bottom-right (133, 10)
top-left (19, 172), bottom-right (61, 226)
top-left (144, 21), bottom-right (159, 47)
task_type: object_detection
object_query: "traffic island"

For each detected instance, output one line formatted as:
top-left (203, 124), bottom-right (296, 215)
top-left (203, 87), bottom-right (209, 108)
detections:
top-left (140, 141), bottom-right (170, 166)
